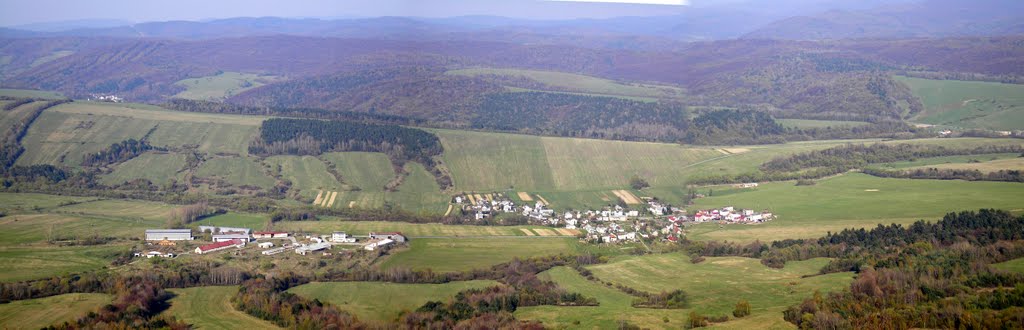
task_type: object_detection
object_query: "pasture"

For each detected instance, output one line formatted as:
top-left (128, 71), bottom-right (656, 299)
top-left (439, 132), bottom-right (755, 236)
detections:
top-left (289, 280), bottom-right (500, 322)
top-left (993, 257), bottom-right (1024, 274)
top-left (99, 152), bottom-right (187, 186)
top-left (517, 256), bottom-right (851, 329)
top-left (0, 245), bottom-right (128, 282)
top-left (265, 155), bottom-right (344, 198)
top-left (195, 157), bottom-right (277, 189)
top-left (380, 237), bottom-right (576, 273)
top-left (164, 286), bottom-right (281, 330)
top-left (0, 192), bottom-right (96, 212)
top-left (447, 67), bottom-right (684, 100)
top-left (898, 76), bottom-right (1024, 130)
top-left (687, 173), bottom-right (1024, 242)
top-left (869, 153), bottom-right (1021, 169)
top-left (195, 213), bottom-right (268, 229)
top-left (174, 72), bottom-right (279, 101)
top-left (0, 293), bottom-right (110, 329)
top-left (907, 157), bottom-right (1024, 172)
top-left (777, 118), bottom-right (870, 129)
top-left (0, 88), bottom-right (64, 99)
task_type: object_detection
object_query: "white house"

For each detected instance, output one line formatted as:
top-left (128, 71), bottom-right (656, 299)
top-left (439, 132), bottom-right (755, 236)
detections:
top-left (258, 242), bottom-right (275, 249)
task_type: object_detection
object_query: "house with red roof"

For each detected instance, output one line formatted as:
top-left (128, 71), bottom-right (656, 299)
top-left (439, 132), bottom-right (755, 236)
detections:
top-left (195, 239), bottom-right (245, 255)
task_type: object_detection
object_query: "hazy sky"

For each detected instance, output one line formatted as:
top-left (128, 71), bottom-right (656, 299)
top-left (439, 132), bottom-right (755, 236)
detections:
top-left (0, 0), bottom-right (696, 26)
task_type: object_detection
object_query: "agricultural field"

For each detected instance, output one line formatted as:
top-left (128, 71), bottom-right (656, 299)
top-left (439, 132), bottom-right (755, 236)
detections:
top-left (0, 245), bottom-right (128, 282)
top-left (194, 213), bottom-right (268, 229)
top-left (993, 257), bottom-right (1024, 273)
top-left (686, 173), bottom-right (1024, 242)
top-left (174, 72), bottom-right (280, 101)
top-left (869, 153), bottom-right (1022, 169)
top-left (99, 152), bottom-right (187, 186)
top-left (273, 219), bottom-right (566, 237)
top-left (265, 155), bottom-right (344, 199)
top-left (195, 157), bottom-right (277, 190)
top-left (0, 293), bottom-right (110, 329)
top-left (0, 192), bottom-right (97, 213)
top-left (52, 199), bottom-right (175, 222)
top-left (447, 67), bottom-right (685, 100)
top-left (380, 237), bottom-right (576, 273)
top-left (898, 76), bottom-right (1024, 130)
top-left (906, 157), bottom-right (1024, 172)
top-left (386, 163), bottom-right (449, 213)
top-left (289, 280), bottom-right (500, 322)
top-left (164, 286), bottom-right (281, 330)
top-left (0, 100), bottom-right (47, 132)
top-left (0, 88), bottom-right (64, 99)
top-left (522, 255), bottom-right (852, 329)
top-left (777, 118), bottom-right (871, 129)
top-left (321, 152), bottom-right (394, 191)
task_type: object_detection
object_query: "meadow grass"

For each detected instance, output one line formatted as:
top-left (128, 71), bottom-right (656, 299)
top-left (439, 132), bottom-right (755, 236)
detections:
top-left (0, 245), bottom-right (128, 282)
top-left (869, 153), bottom-right (1021, 169)
top-left (164, 286), bottom-right (281, 330)
top-left (447, 67), bottom-right (684, 99)
top-left (16, 110), bottom-right (156, 166)
top-left (0, 88), bottom-right (65, 99)
top-left (686, 173), bottom-right (1024, 242)
top-left (386, 162), bottom-right (449, 213)
top-left (196, 157), bottom-right (277, 189)
top-left (0, 192), bottom-right (97, 212)
top-left (265, 155), bottom-right (343, 199)
top-left (194, 213), bottom-right (268, 229)
top-left (380, 237), bottom-right (576, 272)
top-left (288, 280), bottom-right (500, 322)
top-left (99, 152), bottom-right (187, 186)
top-left (320, 152), bottom-right (394, 192)
top-left (0, 293), bottom-right (110, 329)
top-left (777, 118), bottom-right (871, 129)
top-left (174, 72), bottom-right (279, 101)
top-left (906, 157), bottom-right (1024, 172)
top-left (993, 257), bottom-right (1024, 274)
top-left (898, 76), bottom-right (1024, 130)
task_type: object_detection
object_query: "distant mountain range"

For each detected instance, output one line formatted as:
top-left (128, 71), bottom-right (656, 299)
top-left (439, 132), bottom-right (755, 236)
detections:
top-left (7, 0), bottom-right (1021, 42)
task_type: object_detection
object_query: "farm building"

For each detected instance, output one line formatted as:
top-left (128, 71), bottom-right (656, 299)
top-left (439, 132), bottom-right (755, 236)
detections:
top-left (253, 231), bottom-right (289, 239)
top-left (213, 231), bottom-right (251, 242)
top-left (145, 229), bottom-right (193, 241)
top-left (368, 232), bottom-right (406, 243)
top-left (134, 251), bottom-right (175, 258)
top-left (258, 242), bottom-right (275, 249)
top-left (332, 232), bottom-right (356, 243)
top-left (364, 239), bottom-right (395, 251)
top-left (262, 247), bottom-right (288, 255)
top-left (195, 239), bottom-right (245, 254)
top-left (198, 226), bottom-right (251, 235)
top-left (295, 242), bottom-right (331, 255)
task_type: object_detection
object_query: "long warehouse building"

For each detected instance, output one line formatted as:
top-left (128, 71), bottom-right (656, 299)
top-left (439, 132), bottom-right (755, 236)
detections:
top-left (145, 229), bottom-right (193, 241)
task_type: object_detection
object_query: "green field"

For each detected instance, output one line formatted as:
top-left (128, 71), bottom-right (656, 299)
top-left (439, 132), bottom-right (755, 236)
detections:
top-left (164, 286), bottom-right (281, 330)
top-left (100, 152), bottom-right (187, 185)
top-left (174, 72), bottom-right (280, 101)
top-left (194, 213), bottom-right (268, 229)
top-left (993, 257), bottom-right (1024, 273)
top-left (869, 153), bottom-right (1022, 169)
top-left (0, 192), bottom-right (96, 212)
top-left (517, 256), bottom-right (851, 329)
top-left (0, 245), bottom-right (128, 282)
top-left (687, 173), bottom-right (1024, 242)
top-left (386, 162), bottom-right (449, 213)
top-left (898, 76), bottom-right (1024, 130)
top-left (447, 67), bottom-right (685, 100)
top-left (907, 157), bottom-right (1024, 172)
top-left (265, 155), bottom-right (344, 199)
top-left (777, 118), bottom-right (871, 129)
top-left (0, 88), bottom-right (65, 99)
top-left (289, 280), bottom-right (500, 322)
top-left (321, 152), bottom-right (394, 191)
top-left (195, 157), bottom-right (277, 189)
top-left (380, 237), bottom-right (576, 272)
top-left (0, 293), bottom-right (110, 329)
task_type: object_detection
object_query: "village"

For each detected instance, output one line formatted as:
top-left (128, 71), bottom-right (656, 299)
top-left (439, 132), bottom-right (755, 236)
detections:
top-left (136, 226), bottom-right (408, 259)
top-left (453, 191), bottom-right (776, 245)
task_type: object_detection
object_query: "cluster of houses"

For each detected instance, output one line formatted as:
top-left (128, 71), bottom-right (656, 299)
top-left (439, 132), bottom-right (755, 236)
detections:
top-left (689, 206), bottom-right (774, 223)
top-left (88, 94), bottom-right (124, 103)
top-left (141, 227), bottom-right (408, 257)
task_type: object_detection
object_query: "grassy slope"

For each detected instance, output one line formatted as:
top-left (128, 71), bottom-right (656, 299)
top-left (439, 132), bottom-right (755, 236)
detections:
top-left (0, 293), bottom-right (110, 329)
top-left (195, 157), bottom-right (277, 189)
top-left (777, 118), bottom-right (871, 129)
top-left (907, 157), bottom-right (1024, 172)
top-left (273, 218), bottom-right (562, 237)
top-left (380, 238), bottom-right (576, 273)
top-left (0, 88), bottom-right (65, 99)
top-left (870, 153), bottom-right (1022, 169)
top-left (194, 213), bottom-right (268, 229)
top-left (164, 286), bottom-right (281, 330)
top-left (288, 281), bottom-right (500, 322)
top-left (387, 162), bottom-right (449, 213)
top-left (447, 67), bottom-right (684, 99)
top-left (993, 257), bottom-right (1024, 273)
top-left (99, 152), bottom-right (187, 186)
top-left (687, 173), bottom-right (1024, 242)
top-left (898, 76), bottom-right (1024, 130)
top-left (265, 155), bottom-right (343, 199)
top-left (174, 72), bottom-right (278, 101)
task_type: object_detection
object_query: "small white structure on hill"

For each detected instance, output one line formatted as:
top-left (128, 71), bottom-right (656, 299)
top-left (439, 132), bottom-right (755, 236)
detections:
top-left (364, 239), bottom-right (394, 251)
top-left (258, 242), bottom-right (275, 249)
top-left (332, 232), bottom-right (356, 243)
top-left (295, 242), bottom-right (331, 255)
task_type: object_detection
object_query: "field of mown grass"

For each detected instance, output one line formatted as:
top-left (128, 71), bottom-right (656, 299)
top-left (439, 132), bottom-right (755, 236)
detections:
top-left (196, 157), bottom-right (277, 189)
top-left (380, 237), bottom-right (576, 273)
top-left (0, 293), bottom-right (110, 329)
top-left (0, 245), bottom-right (128, 282)
top-left (898, 76), bottom-right (1024, 130)
top-left (289, 280), bottom-right (500, 322)
top-left (194, 213), bottom-right (268, 229)
top-left (686, 173), bottom-right (1024, 242)
top-left (100, 152), bottom-right (187, 186)
top-left (164, 286), bottom-right (281, 330)
top-left (321, 152), bottom-right (394, 192)
top-left (777, 118), bottom-right (871, 129)
top-left (447, 67), bottom-right (684, 100)
top-left (993, 257), bottom-right (1024, 273)
top-left (265, 155), bottom-right (344, 199)
top-left (174, 72), bottom-right (279, 101)
top-left (386, 162), bottom-right (449, 213)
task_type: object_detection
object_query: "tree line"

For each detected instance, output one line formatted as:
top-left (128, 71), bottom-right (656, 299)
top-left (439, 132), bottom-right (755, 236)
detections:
top-left (81, 138), bottom-right (161, 167)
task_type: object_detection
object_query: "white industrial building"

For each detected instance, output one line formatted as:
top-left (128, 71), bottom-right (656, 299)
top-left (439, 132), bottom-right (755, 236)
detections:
top-left (364, 239), bottom-right (394, 251)
top-left (213, 232), bottom-right (251, 242)
top-left (145, 229), bottom-right (193, 241)
top-left (332, 232), bottom-right (356, 243)
top-left (295, 242), bottom-right (331, 255)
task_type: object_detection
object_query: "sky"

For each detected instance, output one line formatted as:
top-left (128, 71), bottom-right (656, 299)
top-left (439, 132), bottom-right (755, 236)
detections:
top-left (0, 0), bottom-right (696, 27)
